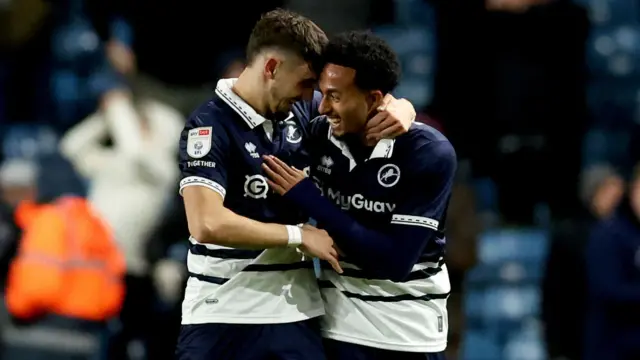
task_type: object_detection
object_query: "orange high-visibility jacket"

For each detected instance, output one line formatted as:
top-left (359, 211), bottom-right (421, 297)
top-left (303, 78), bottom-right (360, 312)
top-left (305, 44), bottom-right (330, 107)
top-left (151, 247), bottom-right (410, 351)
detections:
top-left (5, 196), bottom-right (126, 322)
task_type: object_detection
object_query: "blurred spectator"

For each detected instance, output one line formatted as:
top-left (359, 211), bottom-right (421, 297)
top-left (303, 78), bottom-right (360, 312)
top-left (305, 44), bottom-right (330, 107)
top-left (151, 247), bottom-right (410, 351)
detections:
top-left (85, 1), bottom-right (284, 116)
top-left (6, 195), bottom-right (125, 324)
top-left (141, 195), bottom-right (190, 359)
top-left (0, 159), bottom-right (35, 354)
top-left (59, 90), bottom-right (183, 360)
top-left (488, 0), bottom-right (589, 224)
top-left (145, 194), bottom-right (189, 306)
top-left (584, 165), bottom-right (640, 360)
top-left (0, 158), bottom-right (118, 360)
top-left (0, 188), bottom-right (124, 360)
top-left (429, 0), bottom-right (589, 224)
top-left (444, 167), bottom-right (482, 359)
top-left (0, 159), bottom-right (33, 354)
top-left (0, 159), bottom-right (38, 209)
top-left (0, 201), bottom-right (18, 286)
top-left (47, 0), bottom-right (122, 131)
top-left (0, 159), bottom-right (37, 283)
top-left (542, 164), bottom-right (624, 360)
top-left (1, 0), bottom-right (125, 131)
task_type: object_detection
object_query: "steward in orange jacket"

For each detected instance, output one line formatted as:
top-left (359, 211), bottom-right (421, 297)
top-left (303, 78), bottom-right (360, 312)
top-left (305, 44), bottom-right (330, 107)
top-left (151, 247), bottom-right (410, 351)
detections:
top-left (5, 196), bottom-right (126, 322)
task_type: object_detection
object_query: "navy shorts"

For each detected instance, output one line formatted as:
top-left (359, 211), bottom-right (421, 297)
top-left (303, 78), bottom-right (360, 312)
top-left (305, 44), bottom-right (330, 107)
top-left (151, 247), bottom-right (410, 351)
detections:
top-left (175, 319), bottom-right (325, 360)
top-left (323, 338), bottom-right (446, 360)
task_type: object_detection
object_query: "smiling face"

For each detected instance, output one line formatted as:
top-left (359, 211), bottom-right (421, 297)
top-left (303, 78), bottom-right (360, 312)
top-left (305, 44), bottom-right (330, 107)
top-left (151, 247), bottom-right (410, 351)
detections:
top-left (244, 9), bottom-right (328, 116)
top-left (317, 63), bottom-right (383, 137)
top-left (265, 56), bottom-right (317, 115)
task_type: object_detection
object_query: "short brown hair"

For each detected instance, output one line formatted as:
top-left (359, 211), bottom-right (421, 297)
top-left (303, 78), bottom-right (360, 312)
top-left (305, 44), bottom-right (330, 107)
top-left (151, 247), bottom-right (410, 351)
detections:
top-left (246, 9), bottom-right (328, 69)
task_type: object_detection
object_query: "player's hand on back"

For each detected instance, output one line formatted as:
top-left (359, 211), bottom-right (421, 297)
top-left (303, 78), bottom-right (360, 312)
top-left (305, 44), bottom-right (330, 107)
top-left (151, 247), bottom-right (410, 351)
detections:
top-left (300, 225), bottom-right (343, 274)
top-left (262, 155), bottom-right (306, 195)
top-left (365, 94), bottom-right (416, 146)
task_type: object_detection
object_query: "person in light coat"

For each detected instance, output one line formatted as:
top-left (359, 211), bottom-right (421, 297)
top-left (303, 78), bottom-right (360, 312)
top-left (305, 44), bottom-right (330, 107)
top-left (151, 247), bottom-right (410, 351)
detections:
top-left (60, 89), bottom-right (184, 359)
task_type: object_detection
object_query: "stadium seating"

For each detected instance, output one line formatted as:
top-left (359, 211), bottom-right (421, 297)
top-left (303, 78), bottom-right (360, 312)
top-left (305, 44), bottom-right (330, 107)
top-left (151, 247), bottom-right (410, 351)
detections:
top-left (461, 329), bottom-right (502, 360)
top-left (462, 228), bottom-right (548, 360)
top-left (576, 0), bottom-right (640, 26)
top-left (0, 313), bottom-right (108, 360)
top-left (393, 0), bottom-right (437, 27)
top-left (374, 25), bottom-right (436, 110)
top-left (582, 126), bottom-right (634, 171)
top-left (374, 0), bottom-right (437, 110)
top-left (50, 6), bottom-right (120, 129)
top-left (1, 124), bottom-right (87, 199)
top-left (1, 124), bottom-right (59, 160)
top-left (583, 23), bottom-right (640, 169)
top-left (587, 25), bottom-right (640, 78)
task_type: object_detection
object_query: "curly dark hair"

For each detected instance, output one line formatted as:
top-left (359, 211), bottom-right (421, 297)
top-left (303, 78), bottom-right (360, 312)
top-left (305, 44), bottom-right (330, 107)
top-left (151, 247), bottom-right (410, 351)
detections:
top-left (246, 9), bottom-right (328, 68)
top-left (323, 31), bottom-right (401, 94)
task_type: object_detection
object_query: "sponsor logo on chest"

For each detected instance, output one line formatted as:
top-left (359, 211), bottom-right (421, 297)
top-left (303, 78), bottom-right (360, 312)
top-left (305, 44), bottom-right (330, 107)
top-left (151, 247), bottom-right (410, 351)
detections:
top-left (321, 187), bottom-right (396, 213)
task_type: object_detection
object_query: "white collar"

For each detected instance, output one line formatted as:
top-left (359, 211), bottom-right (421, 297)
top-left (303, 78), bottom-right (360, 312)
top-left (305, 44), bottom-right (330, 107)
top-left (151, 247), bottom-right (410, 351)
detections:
top-left (214, 78), bottom-right (293, 129)
top-left (325, 118), bottom-right (395, 171)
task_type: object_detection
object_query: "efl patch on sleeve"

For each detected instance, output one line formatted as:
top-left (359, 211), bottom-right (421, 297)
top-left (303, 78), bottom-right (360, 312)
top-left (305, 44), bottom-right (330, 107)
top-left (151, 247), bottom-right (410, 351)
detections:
top-left (186, 127), bottom-right (213, 159)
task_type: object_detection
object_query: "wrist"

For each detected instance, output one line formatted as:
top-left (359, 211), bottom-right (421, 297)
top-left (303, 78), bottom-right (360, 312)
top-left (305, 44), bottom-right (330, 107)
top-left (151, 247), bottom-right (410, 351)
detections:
top-left (283, 178), bottom-right (318, 205)
top-left (285, 225), bottom-right (303, 248)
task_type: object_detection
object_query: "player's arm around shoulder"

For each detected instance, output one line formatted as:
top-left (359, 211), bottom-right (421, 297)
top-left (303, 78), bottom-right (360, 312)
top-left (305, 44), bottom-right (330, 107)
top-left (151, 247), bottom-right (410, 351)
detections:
top-left (365, 94), bottom-right (416, 144)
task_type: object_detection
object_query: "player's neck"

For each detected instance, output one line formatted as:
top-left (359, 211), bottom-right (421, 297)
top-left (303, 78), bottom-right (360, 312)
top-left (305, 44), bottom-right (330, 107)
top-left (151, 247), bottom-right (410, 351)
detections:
top-left (342, 134), bottom-right (373, 162)
top-left (357, 133), bottom-right (370, 147)
top-left (232, 71), bottom-right (269, 116)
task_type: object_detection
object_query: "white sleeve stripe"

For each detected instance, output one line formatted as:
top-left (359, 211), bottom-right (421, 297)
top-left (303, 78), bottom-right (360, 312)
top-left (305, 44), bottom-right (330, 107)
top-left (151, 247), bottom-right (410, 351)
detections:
top-left (390, 214), bottom-right (439, 231)
top-left (390, 220), bottom-right (438, 231)
top-left (179, 176), bottom-right (226, 199)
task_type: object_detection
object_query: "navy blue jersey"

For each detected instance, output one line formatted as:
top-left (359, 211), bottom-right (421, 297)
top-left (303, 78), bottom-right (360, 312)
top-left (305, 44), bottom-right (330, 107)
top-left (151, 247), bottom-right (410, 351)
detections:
top-left (306, 118), bottom-right (454, 263)
top-left (177, 79), bottom-right (325, 325)
top-left (179, 84), bottom-right (322, 225)
top-left (292, 116), bottom-right (456, 351)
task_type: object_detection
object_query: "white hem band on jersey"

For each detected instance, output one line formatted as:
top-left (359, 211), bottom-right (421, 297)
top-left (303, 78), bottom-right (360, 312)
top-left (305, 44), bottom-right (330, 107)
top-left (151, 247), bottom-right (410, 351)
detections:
top-left (286, 225), bottom-right (303, 247)
top-left (182, 307), bottom-right (326, 325)
top-left (322, 330), bottom-right (447, 353)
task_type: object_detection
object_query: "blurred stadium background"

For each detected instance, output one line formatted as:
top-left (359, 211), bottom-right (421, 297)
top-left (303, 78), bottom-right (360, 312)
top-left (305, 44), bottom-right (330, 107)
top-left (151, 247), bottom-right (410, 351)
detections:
top-left (1, 0), bottom-right (639, 359)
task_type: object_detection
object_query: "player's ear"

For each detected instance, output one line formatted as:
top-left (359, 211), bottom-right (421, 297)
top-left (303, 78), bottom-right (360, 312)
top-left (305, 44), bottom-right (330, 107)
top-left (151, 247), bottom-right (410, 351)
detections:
top-left (264, 58), bottom-right (279, 79)
top-left (366, 90), bottom-right (384, 112)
